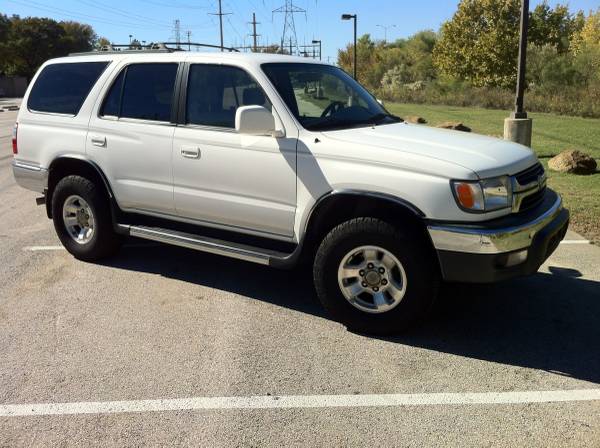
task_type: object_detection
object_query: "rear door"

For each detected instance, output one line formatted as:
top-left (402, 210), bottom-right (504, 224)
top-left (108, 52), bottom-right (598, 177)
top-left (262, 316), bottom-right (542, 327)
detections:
top-left (87, 61), bottom-right (179, 214)
top-left (171, 63), bottom-right (297, 238)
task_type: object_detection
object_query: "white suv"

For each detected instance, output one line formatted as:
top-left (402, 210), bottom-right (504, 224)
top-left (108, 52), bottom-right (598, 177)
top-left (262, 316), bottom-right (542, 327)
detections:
top-left (12, 50), bottom-right (569, 334)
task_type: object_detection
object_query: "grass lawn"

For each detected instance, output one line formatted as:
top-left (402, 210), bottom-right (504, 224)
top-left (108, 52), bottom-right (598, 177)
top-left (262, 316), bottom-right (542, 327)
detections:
top-left (386, 102), bottom-right (600, 243)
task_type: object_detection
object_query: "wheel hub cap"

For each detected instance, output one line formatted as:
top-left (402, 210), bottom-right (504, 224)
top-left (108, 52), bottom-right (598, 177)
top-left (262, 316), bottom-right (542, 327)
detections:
top-left (62, 195), bottom-right (95, 244)
top-left (337, 245), bottom-right (407, 314)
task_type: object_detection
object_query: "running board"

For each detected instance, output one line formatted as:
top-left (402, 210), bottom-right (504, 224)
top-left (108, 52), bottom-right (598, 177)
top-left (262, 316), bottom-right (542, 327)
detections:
top-left (119, 224), bottom-right (295, 266)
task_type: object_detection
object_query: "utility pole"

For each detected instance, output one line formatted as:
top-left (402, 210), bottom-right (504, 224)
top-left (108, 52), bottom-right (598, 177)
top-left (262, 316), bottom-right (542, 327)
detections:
top-left (249, 12), bottom-right (260, 52)
top-left (210, 0), bottom-right (231, 51)
top-left (186, 31), bottom-right (192, 51)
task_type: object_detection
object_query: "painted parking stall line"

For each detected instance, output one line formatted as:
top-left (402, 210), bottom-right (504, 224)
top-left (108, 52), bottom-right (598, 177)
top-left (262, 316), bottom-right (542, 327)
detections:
top-left (2, 389), bottom-right (600, 417)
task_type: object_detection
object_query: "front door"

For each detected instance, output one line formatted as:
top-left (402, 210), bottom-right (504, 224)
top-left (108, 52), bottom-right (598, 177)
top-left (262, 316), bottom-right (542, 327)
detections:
top-left (172, 63), bottom-right (297, 238)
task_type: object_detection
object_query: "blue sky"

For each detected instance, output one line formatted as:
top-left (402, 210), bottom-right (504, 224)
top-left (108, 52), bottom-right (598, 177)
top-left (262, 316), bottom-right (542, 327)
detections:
top-left (3, 0), bottom-right (599, 61)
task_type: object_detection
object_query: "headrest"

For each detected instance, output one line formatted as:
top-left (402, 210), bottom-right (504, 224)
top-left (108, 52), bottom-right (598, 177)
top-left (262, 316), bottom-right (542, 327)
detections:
top-left (243, 87), bottom-right (265, 105)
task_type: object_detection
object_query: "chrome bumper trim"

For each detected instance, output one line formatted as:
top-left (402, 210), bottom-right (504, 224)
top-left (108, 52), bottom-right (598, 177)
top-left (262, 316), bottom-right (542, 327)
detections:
top-left (427, 195), bottom-right (563, 254)
top-left (12, 160), bottom-right (49, 193)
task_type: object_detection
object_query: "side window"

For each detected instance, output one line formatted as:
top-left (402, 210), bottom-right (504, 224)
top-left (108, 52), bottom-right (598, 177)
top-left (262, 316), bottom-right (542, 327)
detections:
top-left (186, 64), bottom-right (271, 128)
top-left (100, 63), bottom-right (178, 122)
top-left (28, 62), bottom-right (109, 115)
top-left (100, 70), bottom-right (124, 117)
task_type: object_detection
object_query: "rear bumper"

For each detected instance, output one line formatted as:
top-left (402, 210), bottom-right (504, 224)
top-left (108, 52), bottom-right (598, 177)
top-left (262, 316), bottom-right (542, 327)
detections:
top-left (12, 160), bottom-right (48, 193)
top-left (427, 189), bottom-right (569, 283)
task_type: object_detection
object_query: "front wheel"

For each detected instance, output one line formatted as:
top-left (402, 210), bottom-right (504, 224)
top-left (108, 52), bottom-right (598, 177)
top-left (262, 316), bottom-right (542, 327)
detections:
top-left (313, 217), bottom-right (439, 335)
top-left (52, 175), bottom-right (121, 261)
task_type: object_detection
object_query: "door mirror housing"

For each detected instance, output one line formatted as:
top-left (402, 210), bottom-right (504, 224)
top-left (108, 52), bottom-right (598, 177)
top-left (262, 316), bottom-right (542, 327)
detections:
top-left (235, 105), bottom-right (284, 137)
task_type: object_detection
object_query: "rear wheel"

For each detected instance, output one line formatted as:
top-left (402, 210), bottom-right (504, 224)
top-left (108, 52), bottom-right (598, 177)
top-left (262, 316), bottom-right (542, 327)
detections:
top-left (52, 175), bottom-right (121, 261)
top-left (313, 217), bottom-right (438, 335)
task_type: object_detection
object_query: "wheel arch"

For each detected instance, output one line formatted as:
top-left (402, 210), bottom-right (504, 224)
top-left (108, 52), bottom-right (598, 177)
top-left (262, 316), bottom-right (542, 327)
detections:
top-left (299, 190), bottom-right (435, 263)
top-left (46, 155), bottom-right (115, 219)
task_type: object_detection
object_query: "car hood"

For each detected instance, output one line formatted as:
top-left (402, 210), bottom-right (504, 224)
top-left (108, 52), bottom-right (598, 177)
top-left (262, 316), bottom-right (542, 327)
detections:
top-left (322, 122), bottom-right (538, 179)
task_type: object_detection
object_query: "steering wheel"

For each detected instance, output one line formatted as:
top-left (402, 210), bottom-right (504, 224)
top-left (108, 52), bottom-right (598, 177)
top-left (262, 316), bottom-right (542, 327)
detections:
top-left (321, 101), bottom-right (346, 118)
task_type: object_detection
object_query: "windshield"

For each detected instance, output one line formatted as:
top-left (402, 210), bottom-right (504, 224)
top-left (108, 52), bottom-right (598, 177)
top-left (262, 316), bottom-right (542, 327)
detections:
top-left (261, 63), bottom-right (401, 131)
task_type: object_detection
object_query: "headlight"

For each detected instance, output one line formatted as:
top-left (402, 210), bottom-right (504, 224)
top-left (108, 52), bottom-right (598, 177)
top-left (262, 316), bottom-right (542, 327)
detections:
top-left (451, 176), bottom-right (512, 212)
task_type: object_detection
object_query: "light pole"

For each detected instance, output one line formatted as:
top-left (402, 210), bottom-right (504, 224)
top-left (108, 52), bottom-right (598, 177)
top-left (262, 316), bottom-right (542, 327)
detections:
top-left (376, 24), bottom-right (396, 43)
top-left (311, 39), bottom-right (321, 60)
top-left (504, 0), bottom-right (532, 147)
top-left (341, 14), bottom-right (357, 79)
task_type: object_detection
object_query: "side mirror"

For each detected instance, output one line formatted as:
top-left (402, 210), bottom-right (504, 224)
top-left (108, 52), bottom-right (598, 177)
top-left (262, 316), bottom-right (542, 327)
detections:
top-left (235, 105), bottom-right (284, 137)
top-left (376, 98), bottom-right (384, 106)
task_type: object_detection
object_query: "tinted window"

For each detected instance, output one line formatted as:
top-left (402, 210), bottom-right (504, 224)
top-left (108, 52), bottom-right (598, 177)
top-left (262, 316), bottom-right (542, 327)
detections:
top-left (186, 65), bottom-right (271, 128)
top-left (28, 62), bottom-right (109, 115)
top-left (100, 69), bottom-right (125, 117)
top-left (115, 63), bottom-right (178, 122)
top-left (262, 63), bottom-right (395, 131)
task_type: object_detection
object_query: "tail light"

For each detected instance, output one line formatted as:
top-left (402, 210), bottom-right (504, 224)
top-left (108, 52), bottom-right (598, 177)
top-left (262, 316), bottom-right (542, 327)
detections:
top-left (12, 123), bottom-right (18, 155)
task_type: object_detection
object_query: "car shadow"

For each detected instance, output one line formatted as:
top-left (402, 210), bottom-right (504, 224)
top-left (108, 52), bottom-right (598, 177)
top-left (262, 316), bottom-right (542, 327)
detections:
top-left (104, 241), bottom-right (600, 384)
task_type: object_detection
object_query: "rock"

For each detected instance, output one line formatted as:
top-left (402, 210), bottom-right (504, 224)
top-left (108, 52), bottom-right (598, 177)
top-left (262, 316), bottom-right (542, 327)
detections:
top-left (406, 116), bottom-right (427, 124)
top-left (437, 121), bottom-right (471, 132)
top-left (548, 150), bottom-right (597, 174)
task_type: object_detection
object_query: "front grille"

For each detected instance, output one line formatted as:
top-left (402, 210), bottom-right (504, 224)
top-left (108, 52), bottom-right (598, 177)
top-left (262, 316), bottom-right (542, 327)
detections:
top-left (515, 162), bottom-right (544, 187)
top-left (512, 162), bottom-right (547, 213)
top-left (518, 186), bottom-right (546, 212)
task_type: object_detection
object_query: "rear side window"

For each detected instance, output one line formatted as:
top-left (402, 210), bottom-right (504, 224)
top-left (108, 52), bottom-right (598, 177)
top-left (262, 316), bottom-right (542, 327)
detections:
top-left (28, 62), bottom-right (109, 115)
top-left (186, 64), bottom-right (271, 128)
top-left (101, 63), bottom-right (178, 122)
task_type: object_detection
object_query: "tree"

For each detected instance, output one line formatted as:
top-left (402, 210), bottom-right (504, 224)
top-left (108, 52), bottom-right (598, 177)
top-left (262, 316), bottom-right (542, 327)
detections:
top-left (433, 0), bottom-right (522, 88)
top-left (0, 16), bottom-right (98, 80)
top-left (571, 8), bottom-right (600, 54)
top-left (529, 2), bottom-right (583, 53)
top-left (60, 21), bottom-right (97, 54)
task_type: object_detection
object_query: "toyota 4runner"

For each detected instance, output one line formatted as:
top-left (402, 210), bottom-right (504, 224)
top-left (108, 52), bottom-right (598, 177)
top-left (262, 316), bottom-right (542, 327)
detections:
top-left (12, 50), bottom-right (569, 334)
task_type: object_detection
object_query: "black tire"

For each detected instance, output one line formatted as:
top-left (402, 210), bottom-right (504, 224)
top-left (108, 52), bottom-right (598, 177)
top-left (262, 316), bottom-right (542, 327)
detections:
top-left (313, 217), bottom-right (439, 335)
top-left (52, 175), bottom-right (121, 261)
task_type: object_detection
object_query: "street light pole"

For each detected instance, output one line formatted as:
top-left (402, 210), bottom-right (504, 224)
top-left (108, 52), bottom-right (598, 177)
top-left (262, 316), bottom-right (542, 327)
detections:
top-left (342, 14), bottom-right (357, 79)
top-left (376, 24), bottom-right (396, 43)
top-left (513, 0), bottom-right (529, 119)
top-left (504, 0), bottom-right (532, 147)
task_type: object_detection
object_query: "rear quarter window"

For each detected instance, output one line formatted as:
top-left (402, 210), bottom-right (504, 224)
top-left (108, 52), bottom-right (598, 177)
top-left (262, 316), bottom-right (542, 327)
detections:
top-left (27, 61), bottom-right (109, 115)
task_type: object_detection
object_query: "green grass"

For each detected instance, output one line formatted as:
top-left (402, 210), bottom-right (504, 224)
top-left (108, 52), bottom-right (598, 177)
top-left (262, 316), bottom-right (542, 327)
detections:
top-left (386, 102), bottom-right (600, 243)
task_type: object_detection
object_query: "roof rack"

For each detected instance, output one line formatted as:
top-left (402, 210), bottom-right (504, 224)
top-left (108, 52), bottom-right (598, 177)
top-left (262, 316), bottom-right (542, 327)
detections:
top-left (70, 42), bottom-right (240, 56)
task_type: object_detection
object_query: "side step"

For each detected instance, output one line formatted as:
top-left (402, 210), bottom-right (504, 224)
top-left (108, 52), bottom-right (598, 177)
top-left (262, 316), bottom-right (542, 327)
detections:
top-left (119, 225), bottom-right (296, 267)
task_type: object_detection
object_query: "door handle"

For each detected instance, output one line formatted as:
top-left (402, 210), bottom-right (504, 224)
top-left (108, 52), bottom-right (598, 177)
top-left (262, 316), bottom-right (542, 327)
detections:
top-left (181, 146), bottom-right (201, 159)
top-left (91, 135), bottom-right (106, 147)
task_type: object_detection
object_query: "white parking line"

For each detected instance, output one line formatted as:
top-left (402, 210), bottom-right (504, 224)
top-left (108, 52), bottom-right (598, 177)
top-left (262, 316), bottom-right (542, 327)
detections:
top-left (23, 246), bottom-right (65, 251)
top-left (1, 389), bottom-right (599, 417)
top-left (560, 240), bottom-right (591, 245)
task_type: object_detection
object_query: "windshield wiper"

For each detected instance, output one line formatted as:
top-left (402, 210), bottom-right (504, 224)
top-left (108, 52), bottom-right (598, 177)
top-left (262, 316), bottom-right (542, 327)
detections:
top-left (367, 112), bottom-right (403, 124)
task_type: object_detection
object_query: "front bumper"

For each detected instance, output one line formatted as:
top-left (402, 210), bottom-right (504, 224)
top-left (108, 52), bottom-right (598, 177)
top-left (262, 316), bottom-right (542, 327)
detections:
top-left (427, 189), bottom-right (569, 283)
top-left (12, 160), bottom-right (48, 193)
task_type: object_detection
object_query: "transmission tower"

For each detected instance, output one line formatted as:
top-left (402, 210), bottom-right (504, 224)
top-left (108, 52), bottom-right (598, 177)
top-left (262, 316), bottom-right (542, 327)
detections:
top-left (172, 19), bottom-right (181, 49)
top-left (272, 0), bottom-right (306, 55)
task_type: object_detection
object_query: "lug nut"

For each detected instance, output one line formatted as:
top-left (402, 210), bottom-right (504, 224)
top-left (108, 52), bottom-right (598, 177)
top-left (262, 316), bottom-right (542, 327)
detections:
top-left (373, 287), bottom-right (379, 292)
top-left (361, 282), bottom-right (367, 287)
top-left (378, 267), bottom-right (385, 274)
top-left (367, 263), bottom-right (374, 269)
top-left (381, 279), bottom-right (388, 285)
top-left (359, 270), bottom-right (365, 276)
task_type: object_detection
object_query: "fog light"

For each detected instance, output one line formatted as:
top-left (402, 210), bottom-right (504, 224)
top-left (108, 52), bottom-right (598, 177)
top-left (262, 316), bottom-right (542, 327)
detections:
top-left (506, 249), bottom-right (528, 267)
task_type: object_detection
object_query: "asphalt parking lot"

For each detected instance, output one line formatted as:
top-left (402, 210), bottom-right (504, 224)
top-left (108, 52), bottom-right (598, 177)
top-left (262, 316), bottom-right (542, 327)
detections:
top-left (1, 109), bottom-right (599, 447)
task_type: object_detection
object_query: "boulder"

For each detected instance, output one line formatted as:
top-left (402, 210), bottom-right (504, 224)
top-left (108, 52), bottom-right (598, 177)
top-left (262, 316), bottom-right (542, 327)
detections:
top-left (405, 115), bottom-right (427, 124)
top-left (548, 150), bottom-right (597, 174)
top-left (437, 121), bottom-right (471, 132)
